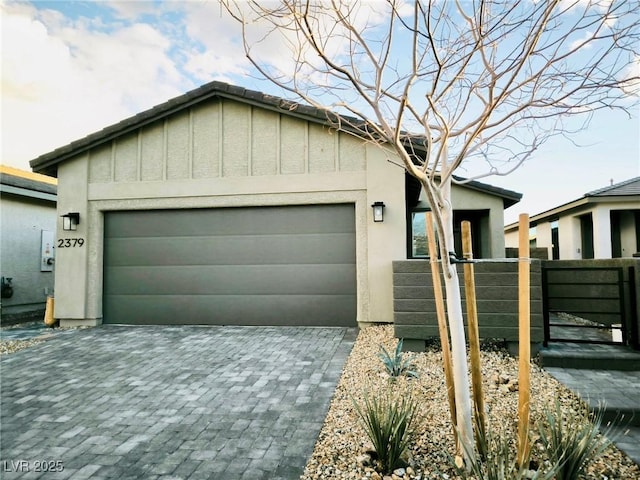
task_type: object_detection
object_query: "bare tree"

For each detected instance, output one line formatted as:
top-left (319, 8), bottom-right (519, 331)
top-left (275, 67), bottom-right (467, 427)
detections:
top-left (223, 0), bottom-right (640, 466)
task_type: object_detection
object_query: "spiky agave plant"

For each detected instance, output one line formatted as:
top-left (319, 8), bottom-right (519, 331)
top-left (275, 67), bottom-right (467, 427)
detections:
top-left (352, 386), bottom-right (418, 474)
top-left (451, 424), bottom-right (559, 480)
top-left (538, 400), bottom-right (613, 480)
top-left (378, 339), bottom-right (418, 379)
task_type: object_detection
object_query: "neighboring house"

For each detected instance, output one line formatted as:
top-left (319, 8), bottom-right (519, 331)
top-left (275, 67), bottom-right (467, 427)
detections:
top-left (29, 81), bottom-right (520, 328)
top-left (0, 165), bottom-right (57, 324)
top-left (505, 177), bottom-right (640, 260)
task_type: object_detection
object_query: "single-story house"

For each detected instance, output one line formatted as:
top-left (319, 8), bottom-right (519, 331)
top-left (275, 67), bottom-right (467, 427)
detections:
top-left (505, 177), bottom-right (640, 260)
top-left (0, 165), bottom-right (57, 324)
top-left (30, 81), bottom-right (520, 328)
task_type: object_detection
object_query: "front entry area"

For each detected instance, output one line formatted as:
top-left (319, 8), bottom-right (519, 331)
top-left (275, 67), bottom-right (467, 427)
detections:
top-left (103, 204), bottom-right (357, 326)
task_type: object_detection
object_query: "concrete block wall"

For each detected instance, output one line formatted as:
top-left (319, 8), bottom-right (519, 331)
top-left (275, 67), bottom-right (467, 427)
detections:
top-left (393, 260), bottom-right (544, 345)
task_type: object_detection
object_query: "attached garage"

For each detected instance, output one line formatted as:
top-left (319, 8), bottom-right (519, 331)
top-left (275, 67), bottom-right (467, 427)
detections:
top-left (29, 81), bottom-right (519, 331)
top-left (103, 204), bottom-right (356, 326)
top-left (29, 81), bottom-right (419, 327)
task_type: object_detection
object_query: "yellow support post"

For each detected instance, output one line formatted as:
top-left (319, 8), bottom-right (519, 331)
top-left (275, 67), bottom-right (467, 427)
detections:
top-left (44, 295), bottom-right (56, 327)
top-left (461, 221), bottom-right (486, 458)
top-left (517, 213), bottom-right (531, 468)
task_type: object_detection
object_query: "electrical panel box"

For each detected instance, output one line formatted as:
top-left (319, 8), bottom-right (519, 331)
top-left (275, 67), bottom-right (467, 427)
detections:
top-left (41, 230), bottom-right (55, 272)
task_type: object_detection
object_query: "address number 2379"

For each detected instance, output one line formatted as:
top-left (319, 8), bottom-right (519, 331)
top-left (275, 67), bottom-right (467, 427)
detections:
top-left (57, 238), bottom-right (85, 248)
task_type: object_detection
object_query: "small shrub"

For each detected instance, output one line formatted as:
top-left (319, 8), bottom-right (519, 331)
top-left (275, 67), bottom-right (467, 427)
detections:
top-left (378, 339), bottom-right (418, 378)
top-left (538, 400), bottom-right (613, 480)
top-left (352, 387), bottom-right (418, 473)
top-left (452, 425), bottom-right (558, 480)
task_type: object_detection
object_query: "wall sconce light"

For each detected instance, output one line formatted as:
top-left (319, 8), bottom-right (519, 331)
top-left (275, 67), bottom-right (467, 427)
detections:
top-left (371, 202), bottom-right (385, 223)
top-left (61, 212), bottom-right (80, 231)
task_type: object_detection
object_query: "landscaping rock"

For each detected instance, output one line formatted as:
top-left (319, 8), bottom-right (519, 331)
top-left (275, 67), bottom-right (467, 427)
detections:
top-left (300, 325), bottom-right (640, 480)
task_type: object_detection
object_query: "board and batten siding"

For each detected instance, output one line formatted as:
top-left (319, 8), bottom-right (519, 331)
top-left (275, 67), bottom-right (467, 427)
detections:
top-left (87, 99), bottom-right (365, 185)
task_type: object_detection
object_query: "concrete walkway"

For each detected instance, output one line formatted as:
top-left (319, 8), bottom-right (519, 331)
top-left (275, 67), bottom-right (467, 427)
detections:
top-left (1, 325), bottom-right (356, 480)
top-left (544, 363), bottom-right (640, 466)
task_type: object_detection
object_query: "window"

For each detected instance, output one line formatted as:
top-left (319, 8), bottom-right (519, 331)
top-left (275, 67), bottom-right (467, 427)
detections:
top-left (407, 209), bottom-right (488, 259)
top-left (410, 210), bottom-right (429, 257)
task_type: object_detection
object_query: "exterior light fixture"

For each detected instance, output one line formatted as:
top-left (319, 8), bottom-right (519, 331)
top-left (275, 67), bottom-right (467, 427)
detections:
top-left (371, 202), bottom-right (385, 223)
top-left (61, 212), bottom-right (80, 231)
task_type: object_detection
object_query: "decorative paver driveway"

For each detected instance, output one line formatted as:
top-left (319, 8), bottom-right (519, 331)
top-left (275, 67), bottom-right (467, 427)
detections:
top-left (1, 325), bottom-right (356, 480)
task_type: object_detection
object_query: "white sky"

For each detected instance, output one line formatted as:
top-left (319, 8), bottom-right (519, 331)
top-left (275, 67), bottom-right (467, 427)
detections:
top-left (1, 1), bottom-right (639, 225)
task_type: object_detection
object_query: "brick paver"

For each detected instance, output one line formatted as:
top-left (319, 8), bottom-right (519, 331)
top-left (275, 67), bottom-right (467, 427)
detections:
top-left (1, 325), bottom-right (356, 479)
top-left (545, 366), bottom-right (640, 465)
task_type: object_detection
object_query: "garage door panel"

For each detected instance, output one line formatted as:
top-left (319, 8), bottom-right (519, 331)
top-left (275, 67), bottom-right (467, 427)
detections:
top-left (104, 264), bottom-right (357, 295)
top-left (103, 204), bottom-right (357, 326)
top-left (104, 233), bottom-right (356, 266)
top-left (103, 294), bottom-right (356, 326)
top-left (105, 205), bottom-right (355, 238)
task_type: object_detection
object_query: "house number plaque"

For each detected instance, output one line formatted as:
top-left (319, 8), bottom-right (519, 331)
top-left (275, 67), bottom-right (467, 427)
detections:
top-left (57, 238), bottom-right (85, 248)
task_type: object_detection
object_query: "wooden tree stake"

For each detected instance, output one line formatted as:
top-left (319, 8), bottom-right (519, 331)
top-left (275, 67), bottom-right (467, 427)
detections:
top-left (461, 221), bottom-right (486, 458)
top-left (517, 213), bottom-right (531, 468)
top-left (425, 212), bottom-right (458, 448)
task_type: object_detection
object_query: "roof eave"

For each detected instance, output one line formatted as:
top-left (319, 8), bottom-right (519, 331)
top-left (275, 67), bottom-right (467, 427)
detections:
top-left (505, 197), bottom-right (594, 231)
top-left (452, 176), bottom-right (522, 207)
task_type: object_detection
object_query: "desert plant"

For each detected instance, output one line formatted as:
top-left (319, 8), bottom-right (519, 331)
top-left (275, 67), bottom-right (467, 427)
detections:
top-left (352, 387), bottom-right (418, 473)
top-left (451, 424), bottom-right (558, 480)
top-left (538, 400), bottom-right (613, 480)
top-left (378, 339), bottom-right (418, 379)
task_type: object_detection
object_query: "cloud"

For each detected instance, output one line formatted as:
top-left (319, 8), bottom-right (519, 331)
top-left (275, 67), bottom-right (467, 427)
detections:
top-left (179, 2), bottom-right (253, 82)
top-left (620, 55), bottom-right (640, 97)
top-left (568, 30), bottom-right (594, 51)
top-left (0, 0), bottom-right (401, 169)
top-left (1, 2), bottom-right (188, 167)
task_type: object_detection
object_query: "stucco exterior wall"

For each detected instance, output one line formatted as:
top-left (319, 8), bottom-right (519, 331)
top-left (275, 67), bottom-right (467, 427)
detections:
top-left (505, 229), bottom-right (518, 249)
top-left (558, 214), bottom-right (582, 259)
top-left (0, 195), bottom-right (56, 321)
top-left (506, 200), bottom-right (639, 260)
top-left (450, 185), bottom-right (507, 258)
top-left (54, 98), bottom-right (406, 326)
top-left (417, 183), bottom-right (507, 258)
top-left (535, 223), bottom-right (552, 259)
top-left (620, 210), bottom-right (637, 257)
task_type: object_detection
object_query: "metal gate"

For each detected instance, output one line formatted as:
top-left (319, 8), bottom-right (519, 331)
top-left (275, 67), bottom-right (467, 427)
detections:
top-left (542, 266), bottom-right (627, 345)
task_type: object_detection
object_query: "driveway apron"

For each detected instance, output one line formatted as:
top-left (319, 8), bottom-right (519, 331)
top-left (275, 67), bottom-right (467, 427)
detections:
top-left (1, 325), bottom-right (357, 480)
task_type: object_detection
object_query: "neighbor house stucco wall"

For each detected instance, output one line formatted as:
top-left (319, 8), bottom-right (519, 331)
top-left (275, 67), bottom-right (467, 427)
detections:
top-left (53, 98), bottom-right (406, 326)
top-left (505, 199), bottom-right (639, 260)
top-left (620, 210), bottom-right (637, 257)
top-left (0, 194), bottom-right (56, 321)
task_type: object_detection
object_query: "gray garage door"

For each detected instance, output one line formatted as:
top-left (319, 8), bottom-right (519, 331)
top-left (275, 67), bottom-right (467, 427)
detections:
top-left (103, 204), bottom-right (356, 326)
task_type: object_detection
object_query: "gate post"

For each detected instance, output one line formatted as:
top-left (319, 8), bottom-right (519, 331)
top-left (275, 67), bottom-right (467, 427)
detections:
top-left (542, 262), bottom-right (550, 347)
top-left (630, 266), bottom-right (639, 350)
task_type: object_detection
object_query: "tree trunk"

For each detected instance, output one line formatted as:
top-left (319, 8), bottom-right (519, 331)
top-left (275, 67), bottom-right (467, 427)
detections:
top-left (440, 180), bottom-right (475, 466)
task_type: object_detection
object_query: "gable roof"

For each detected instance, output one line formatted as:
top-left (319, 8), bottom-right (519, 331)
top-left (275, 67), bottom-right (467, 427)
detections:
top-left (28, 81), bottom-right (349, 177)
top-left (27, 80), bottom-right (520, 205)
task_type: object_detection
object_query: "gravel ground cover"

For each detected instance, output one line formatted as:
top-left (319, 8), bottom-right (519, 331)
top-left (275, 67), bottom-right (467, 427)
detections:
top-left (0, 338), bottom-right (43, 355)
top-left (301, 325), bottom-right (640, 480)
top-left (0, 321), bottom-right (89, 355)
